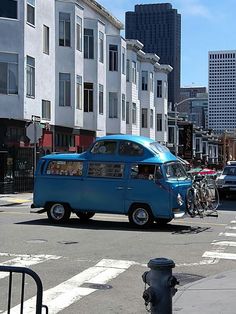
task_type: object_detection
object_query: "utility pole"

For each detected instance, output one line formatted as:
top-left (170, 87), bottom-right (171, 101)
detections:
top-left (31, 115), bottom-right (41, 174)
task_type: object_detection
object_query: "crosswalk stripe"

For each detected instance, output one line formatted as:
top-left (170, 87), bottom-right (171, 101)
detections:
top-left (202, 251), bottom-right (236, 260)
top-left (212, 241), bottom-right (236, 247)
top-left (225, 226), bottom-right (236, 230)
top-left (3, 259), bottom-right (135, 314)
top-left (219, 232), bottom-right (236, 237)
top-left (0, 254), bottom-right (61, 280)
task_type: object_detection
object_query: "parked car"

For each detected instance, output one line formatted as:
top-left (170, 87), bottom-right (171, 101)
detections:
top-left (216, 163), bottom-right (236, 198)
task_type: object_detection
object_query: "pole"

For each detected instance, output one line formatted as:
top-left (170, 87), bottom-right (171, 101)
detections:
top-left (34, 120), bottom-right (37, 175)
top-left (174, 104), bottom-right (178, 156)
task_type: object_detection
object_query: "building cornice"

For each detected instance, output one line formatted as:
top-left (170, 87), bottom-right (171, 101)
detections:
top-left (154, 63), bottom-right (173, 73)
top-left (126, 39), bottom-right (144, 52)
top-left (81, 0), bottom-right (124, 29)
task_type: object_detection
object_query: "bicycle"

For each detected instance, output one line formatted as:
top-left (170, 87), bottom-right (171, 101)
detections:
top-left (186, 175), bottom-right (219, 218)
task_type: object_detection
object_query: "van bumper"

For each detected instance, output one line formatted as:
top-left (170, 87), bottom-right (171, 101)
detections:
top-left (173, 211), bottom-right (185, 219)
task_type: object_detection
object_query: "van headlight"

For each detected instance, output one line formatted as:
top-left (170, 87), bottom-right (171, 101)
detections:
top-left (216, 179), bottom-right (224, 186)
top-left (177, 193), bottom-right (184, 206)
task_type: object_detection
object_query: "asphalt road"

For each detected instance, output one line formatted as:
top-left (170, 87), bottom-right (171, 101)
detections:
top-left (0, 199), bottom-right (236, 313)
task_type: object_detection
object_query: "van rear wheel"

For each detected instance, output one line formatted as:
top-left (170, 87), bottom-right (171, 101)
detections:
top-left (128, 205), bottom-right (154, 228)
top-left (47, 203), bottom-right (71, 223)
top-left (76, 212), bottom-right (95, 221)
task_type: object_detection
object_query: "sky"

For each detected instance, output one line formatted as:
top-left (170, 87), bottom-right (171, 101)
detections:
top-left (98, 0), bottom-right (236, 88)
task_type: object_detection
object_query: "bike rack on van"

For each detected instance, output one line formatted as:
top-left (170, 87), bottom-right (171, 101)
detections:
top-left (0, 265), bottom-right (48, 314)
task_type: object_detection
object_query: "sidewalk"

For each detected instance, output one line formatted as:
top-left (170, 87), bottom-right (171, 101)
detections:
top-left (0, 193), bottom-right (32, 206)
top-left (173, 269), bottom-right (236, 313)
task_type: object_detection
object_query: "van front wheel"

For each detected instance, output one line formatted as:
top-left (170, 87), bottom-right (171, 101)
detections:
top-left (128, 205), bottom-right (154, 228)
top-left (76, 212), bottom-right (95, 221)
top-left (47, 203), bottom-right (71, 223)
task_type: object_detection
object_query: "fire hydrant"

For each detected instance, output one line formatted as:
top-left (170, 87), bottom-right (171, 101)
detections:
top-left (142, 258), bottom-right (178, 314)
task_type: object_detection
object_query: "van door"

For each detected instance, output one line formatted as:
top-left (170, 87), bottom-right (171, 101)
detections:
top-left (125, 164), bottom-right (171, 218)
top-left (80, 161), bottom-right (126, 213)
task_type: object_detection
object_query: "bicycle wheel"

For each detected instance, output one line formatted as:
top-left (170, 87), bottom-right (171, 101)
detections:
top-left (186, 188), bottom-right (196, 217)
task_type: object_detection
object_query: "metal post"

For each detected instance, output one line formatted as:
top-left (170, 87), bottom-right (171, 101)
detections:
top-left (174, 104), bottom-right (178, 156)
top-left (142, 258), bottom-right (178, 314)
top-left (34, 120), bottom-right (37, 174)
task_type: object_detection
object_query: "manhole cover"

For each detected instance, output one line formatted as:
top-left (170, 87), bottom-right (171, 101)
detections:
top-left (174, 273), bottom-right (205, 286)
top-left (81, 283), bottom-right (112, 290)
top-left (58, 241), bottom-right (79, 245)
top-left (26, 239), bottom-right (48, 244)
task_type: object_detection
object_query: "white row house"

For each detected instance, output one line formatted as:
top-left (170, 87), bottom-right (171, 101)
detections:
top-left (0, 0), bottom-right (172, 154)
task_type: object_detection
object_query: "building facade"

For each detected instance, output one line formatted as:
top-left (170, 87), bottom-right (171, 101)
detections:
top-left (125, 3), bottom-right (181, 106)
top-left (0, 0), bottom-right (172, 192)
top-left (208, 50), bottom-right (236, 133)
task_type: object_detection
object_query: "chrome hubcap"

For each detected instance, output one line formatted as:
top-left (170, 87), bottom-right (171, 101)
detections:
top-left (51, 204), bottom-right (65, 220)
top-left (133, 208), bottom-right (149, 225)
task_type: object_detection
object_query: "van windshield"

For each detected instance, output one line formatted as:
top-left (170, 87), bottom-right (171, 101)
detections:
top-left (164, 161), bottom-right (188, 180)
top-left (150, 142), bottom-right (169, 154)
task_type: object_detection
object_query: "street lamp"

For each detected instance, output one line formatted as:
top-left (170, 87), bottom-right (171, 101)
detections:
top-left (173, 97), bottom-right (206, 156)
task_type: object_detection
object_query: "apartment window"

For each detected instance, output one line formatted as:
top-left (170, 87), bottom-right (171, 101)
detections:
top-left (59, 13), bottom-right (70, 47)
top-left (99, 31), bottom-right (104, 63)
top-left (126, 59), bottom-right (130, 82)
top-left (99, 84), bottom-right (103, 114)
top-left (84, 82), bottom-right (93, 112)
top-left (109, 92), bottom-right (118, 118)
top-left (168, 126), bottom-right (174, 143)
top-left (27, 0), bottom-right (35, 26)
top-left (157, 80), bottom-right (162, 98)
top-left (150, 72), bottom-right (154, 92)
top-left (132, 103), bottom-right (137, 124)
top-left (42, 100), bottom-right (51, 120)
top-left (132, 61), bottom-right (137, 84)
top-left (156, 114), bottom-right (162, 131)
top-left (76, 75), bottom-right (82, 109)
top-left (84, 29), bottom-right (94, 59)
top-left (43, 25), bottom-right (49, 54)
top-left (142, 108), bottom-right (148, 128)
top-left (126, 102), bottom-right (129, 124)
top-left (59, 73), bottom-right (71, 106)
top-left (122, 94), bottom-right (125, 121)
top-left (26, 56), bottom-right (35, 97)
top-left (0, 0), bottom-right (17, 19)
top-left (122, 47), bottom-right (125, 75)
top-left (142, 71), bottom-right (148, 90)
top-left (109, 45), bottom-right (118, 71)
top-left (0, 52), bottom-right (18, 95)
top-left (76, 16), bottom-right (82, 51)
top-left (150, 109), bottom-right (154, 128)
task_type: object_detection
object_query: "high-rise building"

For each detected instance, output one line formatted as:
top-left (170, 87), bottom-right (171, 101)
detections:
top-left (125, 3), bottom-right (181, 106)
top-left (208, 50), bottom-right (236, 133)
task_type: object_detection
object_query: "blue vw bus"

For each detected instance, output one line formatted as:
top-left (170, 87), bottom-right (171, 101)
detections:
top-left (32, 135), bottom-right (192, 227)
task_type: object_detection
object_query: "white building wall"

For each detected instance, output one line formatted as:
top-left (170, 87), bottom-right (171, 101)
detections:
top-left (126, 47), bottom-right (141, 136)
top-left (139, 61), bottom-right (155, 140)
top-left (154, 67), bottom-right (171, 144)
top-left (0, 1), bottom-right (24, 119)
top-left (55, 1), bottom-right (76, 128)
top-left (106, 35), bottom-right (126, 134)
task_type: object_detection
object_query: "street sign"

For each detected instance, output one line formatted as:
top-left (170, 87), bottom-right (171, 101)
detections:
top-left (31, 115), bottom-right (41, 123)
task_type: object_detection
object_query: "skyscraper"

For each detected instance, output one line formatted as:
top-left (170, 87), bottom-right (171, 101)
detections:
top-left (125, 3), bottom-right (181, 106)
top-left (208, 50), bottom-right (236, 133)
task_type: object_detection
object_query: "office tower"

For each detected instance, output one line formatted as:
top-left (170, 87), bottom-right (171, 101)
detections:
top-left (208, 51), bottom-right (236, 133)
top-left (125, 3), bottom-right (181, 106)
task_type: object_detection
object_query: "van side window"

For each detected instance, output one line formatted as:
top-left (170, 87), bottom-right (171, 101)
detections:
top-left (46, 161), bottom-right (83, 176)
top-left (88, 162), bottom-right (124, 178)
top-left (130, 164), bottom-right (155, 180)
top-left (90, 141), bottom-right (117, 154)
top-left (119, 141), bottom-right (144, 156)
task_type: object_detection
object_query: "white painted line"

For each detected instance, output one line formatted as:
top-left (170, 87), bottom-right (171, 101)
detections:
top-left (0, 254), bottom-right (61, 280)
top-left (230, 221), bottom-right (236, 224)
top-left (219, 232), bottom-right (236, 237)
top-left (212, 241), bottom-right (236, 247)
top-left (202, 251), bottom-right (236, 260)
top-left (225, 226), bottom-right (236, 230)
top-left (175, 259), bottom-right (218, 267)
top-left (4, 259), bottom-right (135, 314)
